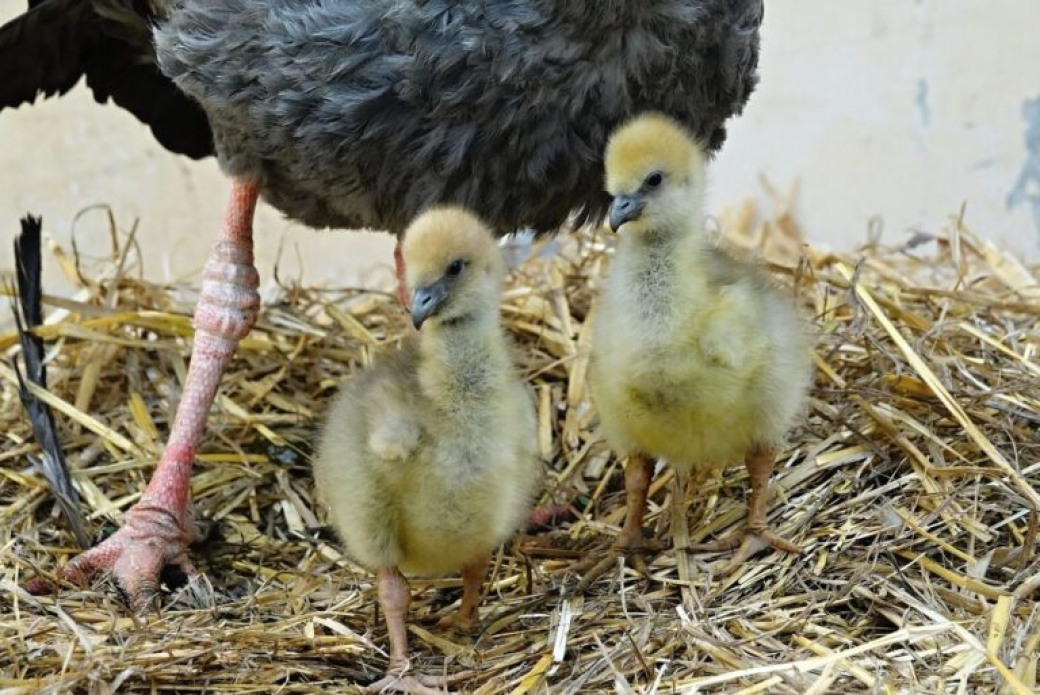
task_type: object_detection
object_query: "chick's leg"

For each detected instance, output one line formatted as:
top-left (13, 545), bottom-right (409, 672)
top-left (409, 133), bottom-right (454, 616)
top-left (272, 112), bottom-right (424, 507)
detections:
top-left (688, 446), bottom-right (801, 572)
top-left (618, 453), bottom-right (655, 550)
top-left (379, 567), bottom-right (414, 675)
top-left (369, 567), bottom-right (473, 695)
top-left (436, 553), bottom-right (488, 635)
top-left (24, 180), bottom-right (261, 611)
top-left (576, 454), bottom-right (662, 591)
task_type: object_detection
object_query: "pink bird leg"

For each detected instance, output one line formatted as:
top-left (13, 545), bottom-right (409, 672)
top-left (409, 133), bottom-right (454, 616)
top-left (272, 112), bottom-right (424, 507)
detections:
top-left (394, 240), bottom-right (410, 306)
top-left (25, 179), bottom-right (261, 612)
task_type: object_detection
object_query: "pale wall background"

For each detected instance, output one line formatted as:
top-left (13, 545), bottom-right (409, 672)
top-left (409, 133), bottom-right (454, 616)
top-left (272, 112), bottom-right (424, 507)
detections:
top-left (1, 0), bottom-right (1039, 298)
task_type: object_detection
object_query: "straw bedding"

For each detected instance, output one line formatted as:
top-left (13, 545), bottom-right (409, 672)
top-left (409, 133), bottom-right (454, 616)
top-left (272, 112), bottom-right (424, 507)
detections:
top-left (1, 197), bottom-right (1038, 694)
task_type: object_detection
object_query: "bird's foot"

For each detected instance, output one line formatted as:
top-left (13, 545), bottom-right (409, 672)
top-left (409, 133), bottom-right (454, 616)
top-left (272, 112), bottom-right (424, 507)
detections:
top-left (572, 535), bottom-right (666, 592)
top-left (688, 525), bottom-right (801, 573)
top-left (24, 501), bottom-right (201, 613)
top-left (365, 667), bottom-right (474, 694)
top-left (435, 610), bottom-right (479, 636)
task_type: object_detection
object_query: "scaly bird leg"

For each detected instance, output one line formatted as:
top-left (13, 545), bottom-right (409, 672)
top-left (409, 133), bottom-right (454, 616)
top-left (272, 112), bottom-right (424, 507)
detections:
top-left (394, 241), bottom-right (410, 306)
top-left (576, 454), bottom-right (663, 591)
top-left (436, 553), bottom-right (489, 635)
top-left (24, 180), bottom-right (261, 612)
top-left (367, 567), bottom-right (473, 695)
top-left (688, 445), bottom-right (801, 573)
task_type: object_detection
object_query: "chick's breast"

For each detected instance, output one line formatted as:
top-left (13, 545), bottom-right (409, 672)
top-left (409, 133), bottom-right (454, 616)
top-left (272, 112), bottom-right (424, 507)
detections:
top-left (315, 352), bottom-right (538, 578)
top-left (590, 256), bottom-right (810, 470)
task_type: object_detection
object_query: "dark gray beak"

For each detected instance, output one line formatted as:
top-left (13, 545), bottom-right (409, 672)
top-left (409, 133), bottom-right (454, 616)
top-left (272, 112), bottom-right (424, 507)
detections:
top-left (411, 279), bottom-right (449, 329)
top-left (608, 194), bottom-right (646, 232)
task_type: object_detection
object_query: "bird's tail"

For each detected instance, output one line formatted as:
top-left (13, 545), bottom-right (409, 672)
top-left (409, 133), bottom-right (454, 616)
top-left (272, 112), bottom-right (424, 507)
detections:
top-left (10, 215), bottom-right (90, 549)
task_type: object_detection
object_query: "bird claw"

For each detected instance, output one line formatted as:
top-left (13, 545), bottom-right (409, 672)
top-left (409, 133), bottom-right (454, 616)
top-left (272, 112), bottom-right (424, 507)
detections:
top-left (688, 526), bottom-right (801, 573)
top-left (365, 670), bottom-right (475, 694)
top-left (573, 536), bottom-right (665, 592)
top-left (24, 502), bottom-right (200, 614)
top-left (435, 611), bottom-right (479, 636)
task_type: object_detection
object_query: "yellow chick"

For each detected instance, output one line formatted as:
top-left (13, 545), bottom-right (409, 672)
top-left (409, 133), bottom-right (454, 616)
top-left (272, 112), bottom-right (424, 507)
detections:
top-left (313, 208), bottom-right (538, 694)
top-left (580, 113), bottom-right (812, 587)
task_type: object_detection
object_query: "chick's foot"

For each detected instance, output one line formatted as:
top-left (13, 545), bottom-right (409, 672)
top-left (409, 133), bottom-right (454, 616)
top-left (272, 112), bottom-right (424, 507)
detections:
top-left (24, 498), bottom-right (201, 613)
top-left (688, 445), bottom-right (802, 573)
top-left (434, 553), bottom-right (487, 636)
top-left (573, 454), bottom-right (660, 591)
top-left (435, 609), bottom-right (479, 636)
top-left (573, 534), bottom-right (664, 592)
top-left (688, 526), bottom-right (800, 572)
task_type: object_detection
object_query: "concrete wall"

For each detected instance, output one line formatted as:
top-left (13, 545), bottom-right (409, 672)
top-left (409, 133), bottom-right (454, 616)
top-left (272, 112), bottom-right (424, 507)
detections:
top-left (1, 0), bottom-right (1038, 298)
top-left (719, 0), bottom-right (1040, 259)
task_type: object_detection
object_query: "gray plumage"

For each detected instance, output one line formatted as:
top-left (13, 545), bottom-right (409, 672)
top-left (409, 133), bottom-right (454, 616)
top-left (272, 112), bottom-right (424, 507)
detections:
top-left (2, 0), bottom-right (763, 236)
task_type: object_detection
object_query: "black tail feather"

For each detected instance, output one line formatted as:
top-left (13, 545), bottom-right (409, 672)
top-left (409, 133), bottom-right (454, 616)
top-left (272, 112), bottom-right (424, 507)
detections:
top-left (10, 215), bottom-right (90, 549)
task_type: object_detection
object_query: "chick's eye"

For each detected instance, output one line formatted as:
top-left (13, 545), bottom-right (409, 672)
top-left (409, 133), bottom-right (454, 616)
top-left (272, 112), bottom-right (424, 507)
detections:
top-left (645, 172), bottom-right (664, 189)
top-left (447, 259), bottom-right (465, 278)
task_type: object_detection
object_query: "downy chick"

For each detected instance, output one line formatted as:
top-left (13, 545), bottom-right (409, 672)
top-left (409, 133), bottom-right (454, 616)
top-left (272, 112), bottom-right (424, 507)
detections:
top-left (313, 208), bottom-right (538, 694)
top-left (581, 113), bottom-right (812, 587)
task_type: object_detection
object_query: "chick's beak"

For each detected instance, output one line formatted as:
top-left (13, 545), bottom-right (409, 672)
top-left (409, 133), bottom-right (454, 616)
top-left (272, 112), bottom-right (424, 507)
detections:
top-left (410, 279), bottom-right (449, 329)
top-left (609, 194), bottom-right (646, 232)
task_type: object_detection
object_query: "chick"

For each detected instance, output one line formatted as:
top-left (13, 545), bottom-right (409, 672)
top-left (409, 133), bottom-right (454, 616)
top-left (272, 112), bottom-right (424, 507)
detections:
top-left (313, 208), bottom-right (538, 694)
top-left (579, 113), bottom-right (812, 588)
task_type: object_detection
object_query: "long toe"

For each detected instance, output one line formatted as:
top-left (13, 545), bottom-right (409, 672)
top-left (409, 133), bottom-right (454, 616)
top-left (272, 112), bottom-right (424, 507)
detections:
top-left (111, 538), bottom-right (168, 613)
top-left (619, 536), bottom-right (666, 555)
top-left (574, 537), bottom-right (664, 592)
top-left (435, 612), bottom-right (479, 636)
top-left (575, 549), bottom-right (621, 592)
top-left (24, 506), bottom-right (197, 614)
top-left (687, 536), bottom-right (744, 553)
top-left (690, 527), bottom-right (802, 574)
top-left (722, 529), bottom-right (801, 573)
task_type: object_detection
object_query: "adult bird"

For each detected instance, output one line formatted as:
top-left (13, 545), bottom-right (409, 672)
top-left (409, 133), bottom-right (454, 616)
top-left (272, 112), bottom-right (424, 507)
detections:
top-left (2, 0), bottom-right (765, 610)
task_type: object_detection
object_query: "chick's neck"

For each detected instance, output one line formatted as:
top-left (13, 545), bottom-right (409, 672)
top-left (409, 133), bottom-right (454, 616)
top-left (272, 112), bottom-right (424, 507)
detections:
top-left (619, 215), bottom-right (711, 317)
top-left (417, 308), bottom-right (510, 413)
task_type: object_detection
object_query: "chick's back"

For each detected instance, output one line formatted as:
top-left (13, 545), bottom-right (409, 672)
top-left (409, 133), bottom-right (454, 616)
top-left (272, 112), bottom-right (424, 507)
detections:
top-left (314, 342), bottom-right (538, 577)
top-left (591, 246), bottom-right (811, 470)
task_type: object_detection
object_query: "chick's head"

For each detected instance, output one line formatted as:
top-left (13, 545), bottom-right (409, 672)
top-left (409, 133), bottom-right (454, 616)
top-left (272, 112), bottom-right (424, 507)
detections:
top-left (402, 207), bottom-right (504, 329)
top-left (604, 112), bottom-right (707, 234)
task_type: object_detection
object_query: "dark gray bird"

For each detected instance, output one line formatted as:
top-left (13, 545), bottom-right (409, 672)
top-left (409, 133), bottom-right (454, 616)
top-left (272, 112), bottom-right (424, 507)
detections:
top-left (9, 215), bottom-right (90, 549)
top-left (3, 0), bottom-right (765, 611)
top-left (2, 0), bottom-right (762, 234)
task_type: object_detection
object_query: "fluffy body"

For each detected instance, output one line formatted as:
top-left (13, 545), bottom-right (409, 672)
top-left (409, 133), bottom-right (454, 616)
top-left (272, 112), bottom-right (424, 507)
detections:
top-left (592, 241), bottom-right (810, 471)
top-left (314, 208), bottom-right (538, 577)
top-left (0, 0), bottom-right (764, 234)
top-left (592, 115), bottom-right (812, 473)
